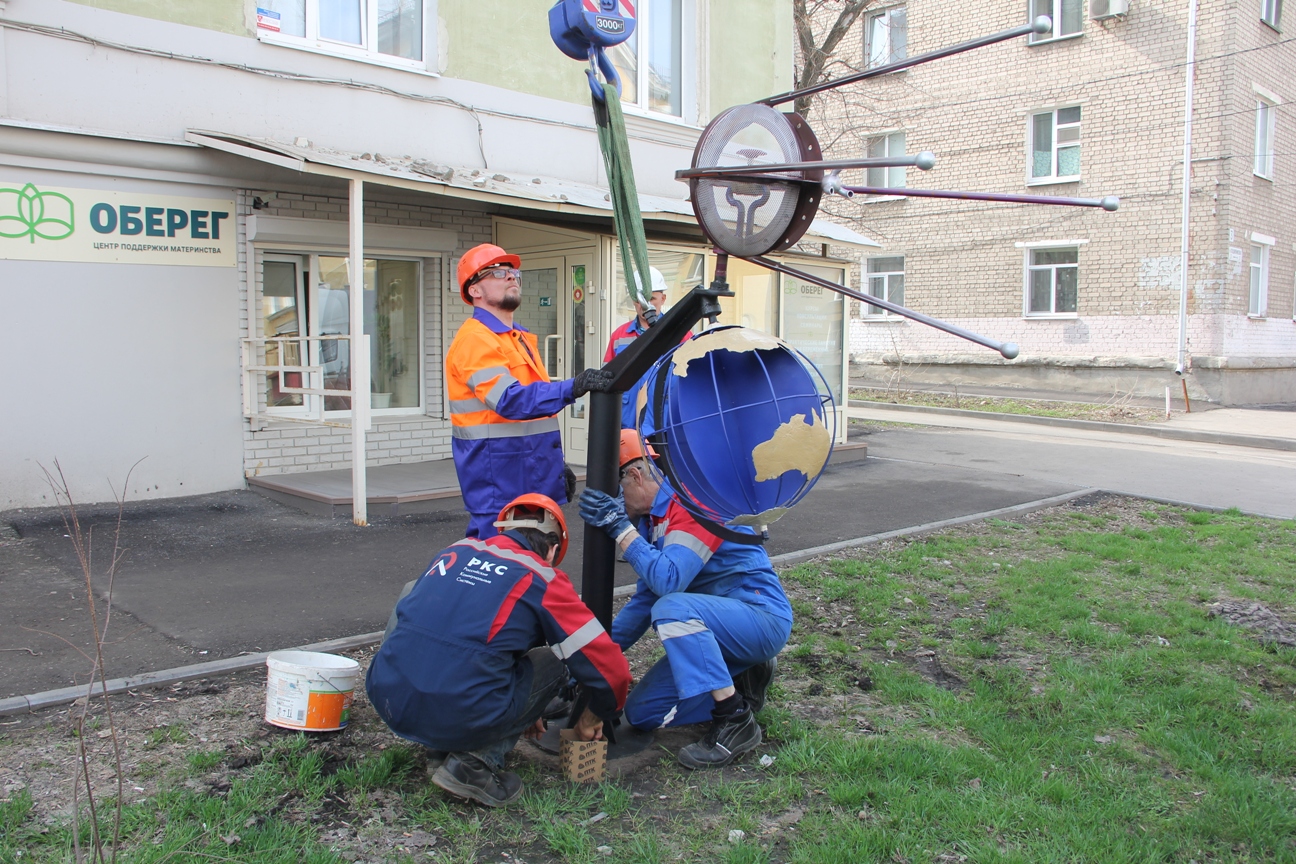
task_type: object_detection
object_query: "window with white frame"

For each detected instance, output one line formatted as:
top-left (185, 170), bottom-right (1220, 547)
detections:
top-left (865, 257), bottom-right (905, 315)
top-left (259, 253), bottom-right (423, 414)
top-left (1029, 0), bottom-right (1084, 42)
top-left (866, 131), bottom-right (907, 189)
top-left (608, 0), bottom-right (689, 118)
top-left (1255, 96), bottom-right (1277, 179)
top-left (1249, 241), bottom-right (1271, 316)
top-left (1025, 247), bottom-right (1078, 315)
top-left (1262, 0), bottom-right (1283, 29)
top-left (1030, 106), bottom-right (1081, 182)
top-left (865, 6), bottom-right (908, 68)
top-left (255, 0), bottom-right (425, 68)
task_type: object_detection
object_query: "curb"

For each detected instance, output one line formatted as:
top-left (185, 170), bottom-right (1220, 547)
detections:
top-left (768, 488), bottom-right (1101, 568)
top-left (848, 401), bottom-right (1296, 452)
top-left (0, 631), bottom-right (383, 718)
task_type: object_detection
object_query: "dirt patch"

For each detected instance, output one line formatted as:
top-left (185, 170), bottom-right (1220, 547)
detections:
top-left (1207, 601), bottom-right (1296, 648)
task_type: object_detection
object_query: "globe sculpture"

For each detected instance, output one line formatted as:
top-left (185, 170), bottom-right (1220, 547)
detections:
top-left (639, 326), bottom-right (835, 531)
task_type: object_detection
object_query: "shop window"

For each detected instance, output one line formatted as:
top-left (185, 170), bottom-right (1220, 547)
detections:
top-left (256, 0), bottom-right (426, 70)
top-left (782, 264), bottom-right (845, 404)
top-left (258, 254), bottom-right (421, 414)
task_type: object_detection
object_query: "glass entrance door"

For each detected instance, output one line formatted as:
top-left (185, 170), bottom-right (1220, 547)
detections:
top-left (517, 255), bottom-right (592, 465)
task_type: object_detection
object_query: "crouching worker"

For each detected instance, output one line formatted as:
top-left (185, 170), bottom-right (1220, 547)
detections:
top-left (366, 494), bottom-right (630, 807)
top-left (578, 431), bottom-right (792, 769)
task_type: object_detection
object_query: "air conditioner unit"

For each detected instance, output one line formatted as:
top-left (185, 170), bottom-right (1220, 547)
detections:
top-left (1091, 0), bottom-right (1130, 19)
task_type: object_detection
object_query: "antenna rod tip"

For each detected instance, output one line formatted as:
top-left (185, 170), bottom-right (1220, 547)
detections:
top-left (1032, 15), bottom-right (1053, 34)
top-left (1101, 196), bottom-right (1120, 212)
top-left (915, 151), bottom-right (937, 171)
top-left (1000, 342), bottom-right (1020, 360)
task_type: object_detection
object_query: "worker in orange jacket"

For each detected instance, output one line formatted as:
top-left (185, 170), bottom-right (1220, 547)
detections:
top-left (447, 243), bottom-right (614, 538)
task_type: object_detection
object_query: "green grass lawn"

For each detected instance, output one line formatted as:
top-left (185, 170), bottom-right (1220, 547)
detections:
top-left (2, 498), bottom-right (1293, 863)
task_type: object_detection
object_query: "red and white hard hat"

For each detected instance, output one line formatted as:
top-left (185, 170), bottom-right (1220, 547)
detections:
top-left (457, 243), bottom-right (521, 304)
top-left (495, 493), bottom-right (569, 564)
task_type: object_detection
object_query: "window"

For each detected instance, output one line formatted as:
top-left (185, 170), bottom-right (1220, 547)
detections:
top-left (1030, 107), bottom-right (1081, 182)
top-left (1262, 0), bottom-right (1283, 29)
top-left (256, 0), bottom-right (425, 68)
top-left (1249, 242), bottom-right (1271, 316)
top-left (865, 6), bottom-right (908, 68)
top-left (782, 264), bottom-right (846, 404)
top-left (1029, 0), bottom-right (1084, 42)
top-left (1255, 96), bottom-right (1277, 179)
top-left (1026, 247), bottom-right (1078, 315)
top-left (259, 254), bottom-right (422, 414)
top-left (867, 132), bottom-right (907, 189)
top-left (609, 0), bottom-right (686, 117)
top-left (865, 257), bottom-right (905, 315)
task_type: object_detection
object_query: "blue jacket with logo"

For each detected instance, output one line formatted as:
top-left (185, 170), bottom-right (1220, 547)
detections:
top-left (366, 532), bottom-right (630, 751)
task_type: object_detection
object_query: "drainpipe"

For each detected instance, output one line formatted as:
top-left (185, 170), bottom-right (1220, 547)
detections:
top-left (1175, 0), bottom-right (1198, 377)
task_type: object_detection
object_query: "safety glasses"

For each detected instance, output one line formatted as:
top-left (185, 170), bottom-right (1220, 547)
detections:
top-left (473, 267), bottom-right (521, 283)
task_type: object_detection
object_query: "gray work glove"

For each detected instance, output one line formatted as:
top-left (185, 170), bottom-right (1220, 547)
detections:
top-left (572, 368), bottom-right (615, 398)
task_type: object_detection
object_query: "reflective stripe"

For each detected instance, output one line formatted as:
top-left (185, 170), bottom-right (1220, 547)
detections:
top-left (656, 619), bottom-right (709, 640)
top-left (659, 703), bottom-right (678, 728)
top-left (651, 521), bottom-right (669, 543)
top-left (663, 530), bottom-right (715, 564)
top-left (483, 374), bottom-right (516, 411)
top-left (467, 366), bottom-right (510, 389)
top-left (613, 337), bottom-right (636, 351)
top-left (449, 397), bottom-right (488, 414)
top-left (451, 417), bottom-right (561, 440)
top-left (550, 618), bottom-right (606, 660)
top-left (455, 537), bottom-right (556, 583)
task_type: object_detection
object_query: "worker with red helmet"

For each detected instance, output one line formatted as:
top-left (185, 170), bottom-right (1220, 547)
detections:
top-left (447, 243), bottom-right (614, 538)
top-left (366, 493), bottom-right (630, 807)
top-left (579, 430), bottom-right (789, 770)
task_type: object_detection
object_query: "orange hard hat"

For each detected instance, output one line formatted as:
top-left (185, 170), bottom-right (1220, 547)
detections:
top-left (495, 493), bottom-right (569, 565)
top-left (457, 243), bottom-right (522, 304)
top-left (619, 429), bottom-right (657, 468)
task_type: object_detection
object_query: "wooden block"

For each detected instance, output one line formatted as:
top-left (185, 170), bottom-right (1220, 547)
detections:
top-left (559, 728), bottom-right (607, 784)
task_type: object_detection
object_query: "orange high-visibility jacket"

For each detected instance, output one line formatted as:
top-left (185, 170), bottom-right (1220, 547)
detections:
top-left (446, 308), bottom-right (575, 516)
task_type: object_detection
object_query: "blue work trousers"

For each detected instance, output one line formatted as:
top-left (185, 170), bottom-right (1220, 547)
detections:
top-left (624, 593), bottom-right (791, 729)
top-left (465, 512), bottom-right (500, 540)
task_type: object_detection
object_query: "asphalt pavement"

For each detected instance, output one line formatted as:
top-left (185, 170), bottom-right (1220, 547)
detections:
top-left (2, 403), bottom-right (1292, 699)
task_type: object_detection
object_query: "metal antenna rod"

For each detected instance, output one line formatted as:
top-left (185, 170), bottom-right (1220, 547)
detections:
top-left (838, 186), bottom-right (1119, 210)
top-left (763, 17), bottom-right (1053, 107)
top-left (750, 256), bottom-right (1020, 359)
top-left (677, 153), bottom-right (936, 181)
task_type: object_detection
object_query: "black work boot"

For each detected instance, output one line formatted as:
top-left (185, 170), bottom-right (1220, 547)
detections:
top-left (677, 699), bottom-right (762, 770)
top-left (431, 753), bottom-right (523, 807)
top-left (733, 658), bottom-right (777, 715)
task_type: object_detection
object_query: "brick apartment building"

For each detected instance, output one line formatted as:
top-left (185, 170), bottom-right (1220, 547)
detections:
top-left (802, 0), bottom-right (1295, 404)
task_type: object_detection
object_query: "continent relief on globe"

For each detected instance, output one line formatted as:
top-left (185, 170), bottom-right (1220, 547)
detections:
top-left (751, 411), bottom-right (831, 483)
top-left (668, 328), bottom-right (783, 377)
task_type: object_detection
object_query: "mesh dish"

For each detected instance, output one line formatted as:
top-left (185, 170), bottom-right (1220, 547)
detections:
top-left (689, 104), bottom-right (823, 257)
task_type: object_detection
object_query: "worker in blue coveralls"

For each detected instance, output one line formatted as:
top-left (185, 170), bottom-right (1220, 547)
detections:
top-left (578, 430), bottom-right (790, 769)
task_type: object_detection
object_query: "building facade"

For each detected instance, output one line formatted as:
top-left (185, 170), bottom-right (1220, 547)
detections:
top-left (0, 0), bottom-right (872, 510)
top-left (803, 0), bottom-right (1294, 404)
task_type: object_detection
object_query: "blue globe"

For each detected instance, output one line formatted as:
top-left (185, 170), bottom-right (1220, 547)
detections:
top-left (640, 326), bottom-right (836, 530)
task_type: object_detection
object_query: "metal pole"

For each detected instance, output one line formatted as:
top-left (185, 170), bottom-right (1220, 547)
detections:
top-left (762, 18), bottom-right (1050, 107)
top-left (838, 186), bottom-right (1118, 210)
top-left (1175, 0), bottom-right (1197, 377)
top-left (582, 391), bottom-right (621, 630)
top-left (349, 178), bottom-right (369, 527)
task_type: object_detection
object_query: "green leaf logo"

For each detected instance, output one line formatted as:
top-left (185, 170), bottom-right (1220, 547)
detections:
top-left (0, 183), bottom-right (75, 243)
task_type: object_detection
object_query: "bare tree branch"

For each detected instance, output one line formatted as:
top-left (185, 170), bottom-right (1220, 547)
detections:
top-left (793, 0), bottom-right (877, 115)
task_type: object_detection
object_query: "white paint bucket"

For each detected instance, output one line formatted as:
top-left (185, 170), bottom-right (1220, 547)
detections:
top-left (264, 650), bottom-right (360, 732)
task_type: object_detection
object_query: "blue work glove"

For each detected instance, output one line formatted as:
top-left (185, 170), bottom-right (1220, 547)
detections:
top-left (579, 488), bottom-right (635, 543)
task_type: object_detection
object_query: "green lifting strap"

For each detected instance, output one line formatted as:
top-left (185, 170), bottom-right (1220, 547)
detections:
top-left (595, 82), bottom-right (655, 312)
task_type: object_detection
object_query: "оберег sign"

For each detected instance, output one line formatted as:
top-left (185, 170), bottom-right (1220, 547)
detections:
top-left (0, 179), bottom-right (237, 267)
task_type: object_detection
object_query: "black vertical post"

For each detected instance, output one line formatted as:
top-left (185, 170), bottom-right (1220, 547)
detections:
top-left (579, 283), bottom-right (732, 630)
top-left (581, 391), bottom-right (622, 630)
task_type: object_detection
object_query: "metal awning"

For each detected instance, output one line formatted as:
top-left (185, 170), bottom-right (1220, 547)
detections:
top-left (184, 130), bottom-right (878, 249)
